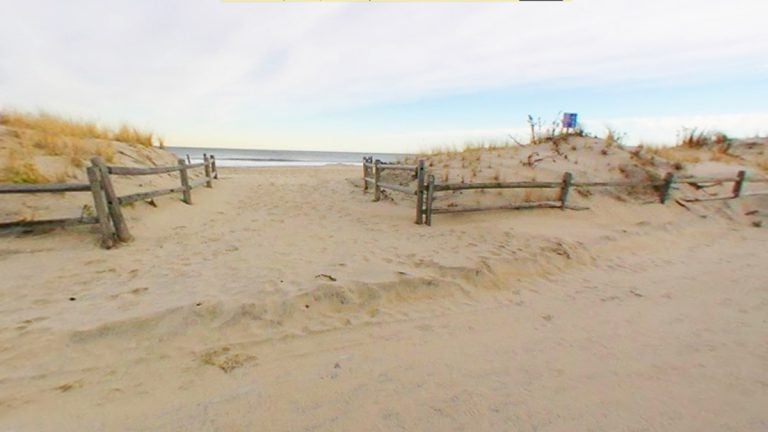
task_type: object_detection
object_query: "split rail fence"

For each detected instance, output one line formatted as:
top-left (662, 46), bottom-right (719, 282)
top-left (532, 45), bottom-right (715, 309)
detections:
top-left (362, 157), bottom-right (768, 226)
top-left (1, 154), bottom-right (219, 248)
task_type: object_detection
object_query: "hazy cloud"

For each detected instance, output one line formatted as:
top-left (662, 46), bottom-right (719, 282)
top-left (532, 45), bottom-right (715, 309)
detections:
top-left (1, 0), bottom-right (766, 150)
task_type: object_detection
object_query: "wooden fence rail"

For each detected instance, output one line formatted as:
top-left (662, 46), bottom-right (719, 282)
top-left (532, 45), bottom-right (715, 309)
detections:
top-left (362, 158), bottom-right (426, 224)
top-left (118, 186), bottom-right (187, 206)
top-left (1, 154), bottom-right (218, 248)
top-left (361, 158), bottom-right (768, 227)
top-left (433, 181), bottom-right (561, 191)
top-left (0, 168), bottom-right (114, 247)
top-left (0, 183), bottom-right (92, 194)
top-left (0, 216), bottom-right (99, 229)
top-left (107, 165), bottom-right (183, 176)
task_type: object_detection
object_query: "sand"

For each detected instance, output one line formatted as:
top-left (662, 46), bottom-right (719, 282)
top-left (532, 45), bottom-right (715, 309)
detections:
top-left (1, 165), bottom-right (767, 431)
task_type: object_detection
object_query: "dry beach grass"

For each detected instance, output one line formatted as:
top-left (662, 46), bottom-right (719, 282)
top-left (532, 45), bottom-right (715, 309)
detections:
top-left (0, 111), bottom-right (163, 184)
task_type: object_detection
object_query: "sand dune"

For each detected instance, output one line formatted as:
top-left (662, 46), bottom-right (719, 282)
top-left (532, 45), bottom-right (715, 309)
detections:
top-left (0, 123), bottom-right (179, 224)
top-left (1, 164), bottom-right (767, 431)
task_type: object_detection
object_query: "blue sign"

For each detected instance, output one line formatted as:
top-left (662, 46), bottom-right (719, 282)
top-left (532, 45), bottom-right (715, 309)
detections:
top-left (562, 113), bottom-right (578, 129)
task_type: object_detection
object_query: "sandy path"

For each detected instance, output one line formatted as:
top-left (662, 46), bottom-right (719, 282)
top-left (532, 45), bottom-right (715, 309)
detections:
top-left (1, 166), bottom-right (766, 431)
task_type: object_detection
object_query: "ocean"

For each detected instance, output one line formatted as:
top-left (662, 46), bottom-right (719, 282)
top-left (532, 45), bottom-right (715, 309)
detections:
top-left (167, 147), bottom-right (408, 167)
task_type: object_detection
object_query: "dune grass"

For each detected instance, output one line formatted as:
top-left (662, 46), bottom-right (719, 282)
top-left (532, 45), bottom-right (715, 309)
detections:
top-left (0, 110), bottom-right (159, 147)
top-left (646, 147), bottom-right (701, 164)
top-left (603, 128), bottom-right (625, 149)
top-left (677, 128), bottom-right (732, 152)
top-left (0, 110), bottom-right (159, 183)
top-left (1, 150), bottom-right (49, 184)
top-left (423, 139), bottom-right (514, 157)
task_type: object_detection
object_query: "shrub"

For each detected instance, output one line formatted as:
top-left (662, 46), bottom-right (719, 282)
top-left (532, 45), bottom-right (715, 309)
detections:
top-left (679, 128), bottom-right (706, 148)
top-left (604, 128), bottom-right (626, 148)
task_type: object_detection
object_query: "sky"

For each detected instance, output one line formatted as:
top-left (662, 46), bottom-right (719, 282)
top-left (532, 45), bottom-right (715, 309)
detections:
top-left (1, 0), bottom-right (767, 153)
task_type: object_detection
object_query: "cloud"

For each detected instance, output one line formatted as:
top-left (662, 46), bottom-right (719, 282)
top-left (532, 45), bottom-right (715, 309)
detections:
top-left (1, 0), bottom-right (766, 149)
top-left (592, 113), bottom-right (768, 145)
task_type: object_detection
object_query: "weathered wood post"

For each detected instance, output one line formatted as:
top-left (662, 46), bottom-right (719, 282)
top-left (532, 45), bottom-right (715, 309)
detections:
top-left (415, 160), bottom-right (426, 224)
top-left (179, 158), bottom-right (192, 204)
top-left (732, 170), bottom-right (746, 198)
top-left (559, 172), bottom-right (573, 210)
top-left (362, 157), bottom-right (369, 193)
top-left (90, 157), bottom-right (132, 243)
top-left (210, 155), bottom-right (218, 179)
top-left (203, 154), bottom-right (213, 188)
top-left (425, 174), bottom-right (435, 226)
top-left (660, 172), bottom-right (675, 204)
top-left (86, 166), bottom-right (115, 249)
top-left (374, 160), bottom-right (382, 202)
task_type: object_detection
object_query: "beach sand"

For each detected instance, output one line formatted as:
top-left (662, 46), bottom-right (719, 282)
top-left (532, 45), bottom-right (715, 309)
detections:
top-left (1, 165), bottom-right (767, 431)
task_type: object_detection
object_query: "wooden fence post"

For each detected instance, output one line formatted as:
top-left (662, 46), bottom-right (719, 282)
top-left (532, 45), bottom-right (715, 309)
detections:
top-left (210, 155), bottom-right (218, 179)
top-left (425, 174), bottom-right (435, 226)
top-left (660, 172), bottom-right (675, 204)
top-left (362, 157), bottom-right (369, 193)
top-left (415, 160), bottom-right (426, 224)
top-left (559, 172), bottom-right (573, 209)
top-left (732, 170), bottom-right (746, 198)
top-left (86, 166), bottom-right (115, 249)
top-left (203, 154), bottom-right (213, 188)
top-left (374, 160), bottom-right (382, 202)
top-left (90, 157), bottom-right (132, 243)
top-left (179, 158), bottom-right (192, 204)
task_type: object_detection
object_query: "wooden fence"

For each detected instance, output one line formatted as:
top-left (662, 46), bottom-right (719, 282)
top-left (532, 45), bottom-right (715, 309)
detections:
top-left (363, 157), bottom-right (768, 226)
top-left (363, 157), bottom-right (427, 224)
top-left (1, 154), bottom-right (218, 248)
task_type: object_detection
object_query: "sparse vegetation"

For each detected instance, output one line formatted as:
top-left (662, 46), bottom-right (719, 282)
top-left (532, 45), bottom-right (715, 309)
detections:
top-left (679, 128), bottom-right (710, 149)
top-left (528, 113), bottom-right (582, 145)
top-left (646, 146), bottom-right (701, 165)
top-left (677, 128), bottom-right (732, 154)
top-left (1, 150), bottom-right (49, 184)
top-left (423, 139), bottom-right (513, 158)
top-left (603, 128), bottom-right (625, 149)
